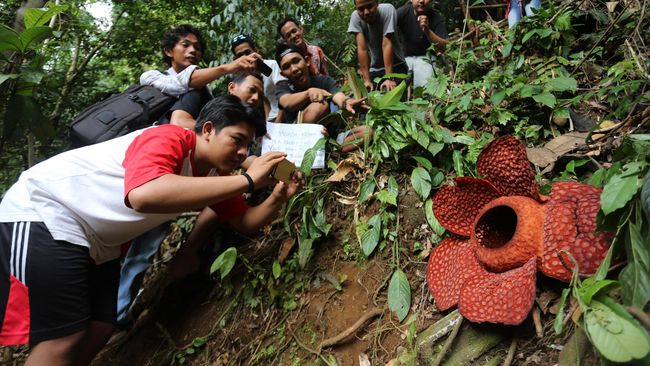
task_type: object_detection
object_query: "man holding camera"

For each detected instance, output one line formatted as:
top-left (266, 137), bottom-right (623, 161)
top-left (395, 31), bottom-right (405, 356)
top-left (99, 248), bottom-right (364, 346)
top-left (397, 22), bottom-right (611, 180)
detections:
top-left (0, 95), bottom-right (303, 365)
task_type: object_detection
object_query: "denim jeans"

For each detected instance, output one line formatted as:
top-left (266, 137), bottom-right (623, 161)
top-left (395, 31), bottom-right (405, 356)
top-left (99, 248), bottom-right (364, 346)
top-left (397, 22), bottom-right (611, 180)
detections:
top-left (116, 222), bottom-right (170, 325)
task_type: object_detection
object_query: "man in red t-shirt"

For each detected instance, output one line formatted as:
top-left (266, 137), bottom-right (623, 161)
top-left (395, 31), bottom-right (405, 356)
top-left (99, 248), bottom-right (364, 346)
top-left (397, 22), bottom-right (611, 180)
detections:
top-left (0, 95), bottom-right (302, 365)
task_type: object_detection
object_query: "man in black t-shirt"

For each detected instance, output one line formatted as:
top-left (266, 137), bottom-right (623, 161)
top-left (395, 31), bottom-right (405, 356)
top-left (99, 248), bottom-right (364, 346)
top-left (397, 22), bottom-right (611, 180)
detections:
top-left (274, 43), bottom-right (371, 153)
top-left (397, 0), bottom-right (448, 88)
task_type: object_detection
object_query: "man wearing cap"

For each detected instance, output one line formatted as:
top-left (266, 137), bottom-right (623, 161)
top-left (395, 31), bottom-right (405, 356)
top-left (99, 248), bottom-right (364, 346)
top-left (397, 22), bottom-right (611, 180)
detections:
top-left (230, 34), bottom-right (287, 122)
top-left (348, 0), bottom-right (407, 91)
top-left (274, 42), bottom-right (371, 153)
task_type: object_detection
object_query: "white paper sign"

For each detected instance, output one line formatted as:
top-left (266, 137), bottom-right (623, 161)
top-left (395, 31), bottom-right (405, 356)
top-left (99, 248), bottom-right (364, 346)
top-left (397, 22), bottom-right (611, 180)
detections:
top-left (261, 122), bottom-right (326, 168)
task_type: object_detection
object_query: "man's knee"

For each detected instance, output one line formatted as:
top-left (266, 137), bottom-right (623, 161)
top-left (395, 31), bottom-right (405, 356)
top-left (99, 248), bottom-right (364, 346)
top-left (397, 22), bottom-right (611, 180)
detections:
top-left (27, 330), bottom-right (86, 366)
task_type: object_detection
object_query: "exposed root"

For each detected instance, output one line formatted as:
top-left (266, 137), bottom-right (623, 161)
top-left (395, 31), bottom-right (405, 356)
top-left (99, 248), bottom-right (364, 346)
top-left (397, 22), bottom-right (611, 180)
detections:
top-left (532, 307), bottom-right (544, 338)
top-left (502, 336), bottom-right (517, 366)
top-left (319, 308), bottom-right (384, 351)
top-left (431, 314), bottom-right (463, 366)
top-left (624, 305), bottom-right (650, 330)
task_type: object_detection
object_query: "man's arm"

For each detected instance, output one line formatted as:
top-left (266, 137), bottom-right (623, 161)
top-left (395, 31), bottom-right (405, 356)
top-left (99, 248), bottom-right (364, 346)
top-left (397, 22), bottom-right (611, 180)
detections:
top-left (188, 54), bottom-right (258, 89)
top-left (419, 16), bottom-right (448, 53)
top-left (140, 67), bottom-right (197, 97)
top-left (227, 175), bottom-right (303, 235)
top-left (278, 87), bottom-right (332, 111)
top-left (354, 32), bottom-right (373, 91)
top-left (169, 110), bottom-right (196, 129)
top-left (380, 33), bottom-right (398, 91)
top-left (127, 152), bottom-right (287, 213)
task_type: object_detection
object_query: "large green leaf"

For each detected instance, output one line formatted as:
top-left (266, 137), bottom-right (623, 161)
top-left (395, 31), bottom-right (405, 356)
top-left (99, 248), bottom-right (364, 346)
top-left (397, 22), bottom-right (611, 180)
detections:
top-left (300, 138), bottom-right (326, 175)
top-left (0, 74), bottom-right (19, 86)
top-left (584, 299), bottom-right (650, 362)
top-left (642, 171), bottom-right (650, 225)
top-left (19, 26), bottom-right (52, 51)
top-left (533, 92), bottom-right (557, 108)
top-left (601, 170), bottom-right (641, 215)
top-left (298, 237), bottom-right (314, 268)
top-left (576, 278), bottom-right (619, 305)
top-left (387, 269), bottom-right (411, 322)
top-left (359, 179), bottom-right (376, 203)
top-left (424, 199), bottom-right (445, 236)
top-left (210, 247), bottom-right (237, 280)
top-left (376, 81), bottom-right (406, 109)
top-left (344, 67), bottom-right (368, 99)
top-left (361, 214), bottom-right (381, 256)
top-left (24, 4), bottom-right (68, 28)
top-left (554, 287), bottom-right (571, 335)
top-left (619, 213), bottom-right (650, 308)
top-left (410, 167), bottom-right (431, 201)
top-left (0, 25), bottom-right (21, 52)
top-left (546, 76), bottom-right (578, 92)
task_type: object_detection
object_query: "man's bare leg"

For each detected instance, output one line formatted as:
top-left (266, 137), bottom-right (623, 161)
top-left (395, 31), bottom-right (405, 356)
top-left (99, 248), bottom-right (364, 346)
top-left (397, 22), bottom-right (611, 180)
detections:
top-left (26, 329), bottom-right (86, 366)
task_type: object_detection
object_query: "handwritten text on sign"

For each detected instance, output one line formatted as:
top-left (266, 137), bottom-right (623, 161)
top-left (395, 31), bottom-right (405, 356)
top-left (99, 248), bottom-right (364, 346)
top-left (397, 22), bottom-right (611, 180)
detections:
top-left (261, 122), bottom-right (325, 168)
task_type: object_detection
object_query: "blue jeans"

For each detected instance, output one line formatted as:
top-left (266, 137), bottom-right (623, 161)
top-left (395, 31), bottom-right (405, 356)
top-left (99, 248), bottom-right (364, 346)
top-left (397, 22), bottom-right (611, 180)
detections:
top-left (508, 0), bottom-right (542, 28)
top-left (116, 222), bottom-right (170, 325)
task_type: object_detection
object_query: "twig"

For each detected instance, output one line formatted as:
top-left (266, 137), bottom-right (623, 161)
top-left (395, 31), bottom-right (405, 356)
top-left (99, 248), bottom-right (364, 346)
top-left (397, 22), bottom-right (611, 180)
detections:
top-left (624, 39), bottom-right (650, 81)
top-left (288, 325), bottom-right (320, 356)
top-left (502, 336), bottom-right (517, 366)
top-left (623, 306), bottom-right (650, 329)
top-left (431, 314), bottom-right (463, 366)
top-left (532, 307), bottom-right (544, 338)
top-left (318, 308), bottom-right (383, 350)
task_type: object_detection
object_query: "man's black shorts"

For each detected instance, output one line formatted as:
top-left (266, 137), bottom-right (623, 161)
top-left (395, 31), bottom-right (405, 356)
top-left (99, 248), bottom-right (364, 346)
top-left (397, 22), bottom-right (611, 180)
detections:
top-left (0, 221), bottom-right (119, 345)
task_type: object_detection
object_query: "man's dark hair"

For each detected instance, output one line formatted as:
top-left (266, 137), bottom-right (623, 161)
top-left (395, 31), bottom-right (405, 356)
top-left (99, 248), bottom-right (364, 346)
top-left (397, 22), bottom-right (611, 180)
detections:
top-left (195, 95), bottom-right (266, 137)
top-left (161, 24), bottom-right (206, 66)
top-left (229, 33), bottom-right (256, 55)
top-left (275, 41), bottom-right (304, 65)
top-left (277, 17), bottom-right (301, 38)
top-left (230, 72), bottom-right (263, 85)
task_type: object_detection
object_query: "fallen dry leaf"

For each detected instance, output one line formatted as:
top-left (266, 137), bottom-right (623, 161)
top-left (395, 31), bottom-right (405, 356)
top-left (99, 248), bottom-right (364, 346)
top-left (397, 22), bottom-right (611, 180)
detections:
top-left (527, 147), bottom-right (557, 169)
top-left (277, 237), bottom-right (296, 264)
top-left (544, 132), bottom-right (589, 156)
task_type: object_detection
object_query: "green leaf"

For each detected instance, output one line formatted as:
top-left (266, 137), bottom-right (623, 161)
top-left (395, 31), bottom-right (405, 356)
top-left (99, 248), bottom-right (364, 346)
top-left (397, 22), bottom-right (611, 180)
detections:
top-left (601, 173), bottom-right (640, 215)
top-left (345, 67), bottom-right (368, 99)
top-left (300, 138), bottom-right (326, 175)
top-left (377, 81), bottom-right (407, 109)
top-left (642, 172), bottom-right (650, 225)
top-left (359, 179), bottom-right (376, 203)
top-left (427, 142), bottom-right (445, 157)
top-left (272, 260), bottom-right (281, 279)
top-left (533, 92), bottom-right (557, 108)
top-left (298, 237), bottom-right (314, 268)
top-left (387, 269), bottom-right (411, 322)
top-left (425, 199), bottom-right (445, 236)
top-left (452, 150), bottom-right (464, 176)
top-left (0, 74), bottom-right (19, 86)
top-left (546, 76), bottom-right (578, 92)
top-left (24, 4), bottom-right (67, 28)
top-left (620, 217), bottom-right (650, 308)
top-left (361, 214), bottom-right (381, 256)
top-left (411, 167), bottom-right (431, 201)
top-left (19, 26), bottom-right (52, 51)
top-left (584, 299), bottom-right (650, 362)
top-left (554, 287), bottom-right (571, 335)
top-left (577, 278), bottom-right (619, 305)
top-left (192, 337), bottom-right (206, 347)
top-left (412, 156), bottom-right (432, 170)
top-left (491, 90), bottom-right (506, 106)
top-left (0, 25), bottom-right (21, 52)
top-left (210, 247), bottom-right (237, 280)
top-left (377, 190), bottom-right (397, 206)
top-left (3, 94), bottom-right (54, 142)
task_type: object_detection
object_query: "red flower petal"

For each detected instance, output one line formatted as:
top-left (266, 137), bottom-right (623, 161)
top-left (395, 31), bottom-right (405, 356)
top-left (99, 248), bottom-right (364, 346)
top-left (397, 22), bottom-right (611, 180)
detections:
top-left (477, 136), bottom-right (539, 200)
top-left (542, 182), bottom-right (614, 281)
top-left (459, 257), bottom-right (537, 325)
top-left (432, 177), bottom-right (501, 237)
top-left (426, 237), bottom-right (484, 311)
top-left (473, 196), bottom-right (545, 273)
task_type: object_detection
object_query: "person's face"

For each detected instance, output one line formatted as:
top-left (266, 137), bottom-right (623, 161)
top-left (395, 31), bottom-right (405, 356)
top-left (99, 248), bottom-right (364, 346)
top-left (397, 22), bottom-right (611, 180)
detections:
top-left (411, 0), bottom-right (431, 15)
top-left (201, 122), bottom-right (254, 172)
top-left (280, 21), bottom-right (305, 48)
top-left (228, 76), bottom-right (264, 107)
top-left (233, 42), bottom-right (256, 59)
top-left (165, 34), bottom-right (202, 72)
top-left (355, 0), bottom-right (379, 24)
top-left (279, 52), bottom-right (309, 89)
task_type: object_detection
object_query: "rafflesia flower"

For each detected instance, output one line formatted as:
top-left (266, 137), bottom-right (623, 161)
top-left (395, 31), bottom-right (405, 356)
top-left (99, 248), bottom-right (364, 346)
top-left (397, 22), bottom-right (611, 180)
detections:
top-left (426, 136), bottom-right (613, 325)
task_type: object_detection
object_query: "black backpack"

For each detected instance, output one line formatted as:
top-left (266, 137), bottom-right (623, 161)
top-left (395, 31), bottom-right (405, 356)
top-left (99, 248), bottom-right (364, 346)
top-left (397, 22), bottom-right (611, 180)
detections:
top-left (69, 84), bottom-right (176, 147)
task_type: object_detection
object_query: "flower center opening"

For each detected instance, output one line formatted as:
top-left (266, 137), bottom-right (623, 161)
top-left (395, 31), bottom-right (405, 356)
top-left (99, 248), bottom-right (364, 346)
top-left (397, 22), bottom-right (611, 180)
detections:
top-left (475, 205), bottom-right (517, 249)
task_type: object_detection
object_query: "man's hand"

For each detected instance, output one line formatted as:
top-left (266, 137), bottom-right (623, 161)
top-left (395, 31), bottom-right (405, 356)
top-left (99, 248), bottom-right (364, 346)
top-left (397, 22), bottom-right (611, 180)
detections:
top-left (228, 53), bottom-right (260, 74)
top-left (363, 79), bottom-right (374, 91)
top-left (380, 79), bottom-right (397, 91)
top-left (343, 97), bottom-right (368, 114)
top-left (306, 88), bottom-right (332, 104)
top-left (418, 15), bottom-right (429, 32)
top-left (270, 170), bottom-right (304, 202)
top-left (245, 151), bottom-right (287, 189)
